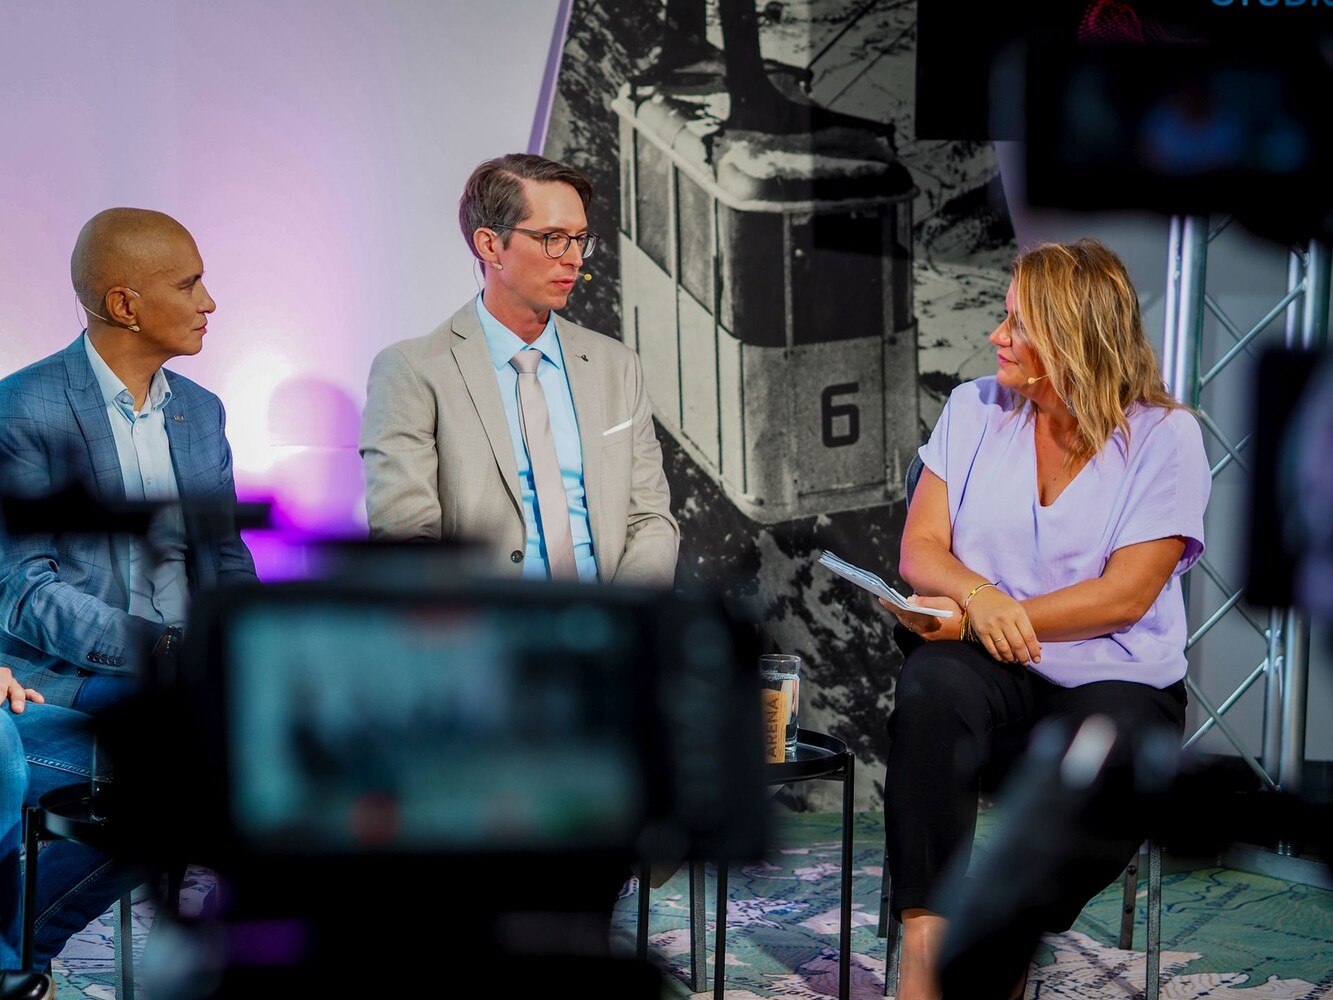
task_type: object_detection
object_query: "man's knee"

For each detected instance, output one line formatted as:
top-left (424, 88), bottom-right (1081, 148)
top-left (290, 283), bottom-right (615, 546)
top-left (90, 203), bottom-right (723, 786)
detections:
top-left (0, 712), bottom-right (30, 819)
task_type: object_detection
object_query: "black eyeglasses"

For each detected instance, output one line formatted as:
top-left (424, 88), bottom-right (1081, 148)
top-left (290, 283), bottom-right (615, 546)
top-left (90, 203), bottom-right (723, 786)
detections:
top-left (489, 225), bottom-right (600, 259)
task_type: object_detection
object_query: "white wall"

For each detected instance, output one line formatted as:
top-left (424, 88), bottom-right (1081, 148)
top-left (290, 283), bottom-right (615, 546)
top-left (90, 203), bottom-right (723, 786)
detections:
top-left (0, 0), bottom-right (561, 536)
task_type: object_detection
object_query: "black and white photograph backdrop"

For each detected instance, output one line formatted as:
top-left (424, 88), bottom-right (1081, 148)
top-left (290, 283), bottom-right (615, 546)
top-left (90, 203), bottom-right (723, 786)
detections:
top-left (545, 0), bottom-right (1018, 809)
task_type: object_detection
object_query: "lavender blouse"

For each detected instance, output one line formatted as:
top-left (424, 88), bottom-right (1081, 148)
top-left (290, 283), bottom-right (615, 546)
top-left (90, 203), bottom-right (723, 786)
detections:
top-left (919, 377), bottom-right (1211, 688)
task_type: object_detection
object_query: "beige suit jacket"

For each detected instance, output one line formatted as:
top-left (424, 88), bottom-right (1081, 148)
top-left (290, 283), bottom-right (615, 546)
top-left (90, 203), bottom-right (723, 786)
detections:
top-left (360, 301), bottom-right (679, 587)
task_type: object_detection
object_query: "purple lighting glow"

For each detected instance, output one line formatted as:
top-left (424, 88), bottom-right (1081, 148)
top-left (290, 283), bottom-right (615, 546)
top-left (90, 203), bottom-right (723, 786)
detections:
top-left (1, 1), bottom-right (563, 578)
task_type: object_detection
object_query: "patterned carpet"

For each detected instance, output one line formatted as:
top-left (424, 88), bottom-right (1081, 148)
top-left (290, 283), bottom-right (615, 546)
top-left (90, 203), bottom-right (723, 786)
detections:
top-left (51, 812), bottom-right (1333, 998)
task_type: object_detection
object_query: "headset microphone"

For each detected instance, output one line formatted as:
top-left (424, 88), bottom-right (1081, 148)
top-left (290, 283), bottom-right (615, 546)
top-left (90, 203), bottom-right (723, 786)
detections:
top-left (79, 299), bottom-right (113, 324)
top-left (1026, 374), bottom-right (1048, 385)
top-left (77, 289), bottom-right (141, 331)
top-left (582, 272), bottom-right (592, 283)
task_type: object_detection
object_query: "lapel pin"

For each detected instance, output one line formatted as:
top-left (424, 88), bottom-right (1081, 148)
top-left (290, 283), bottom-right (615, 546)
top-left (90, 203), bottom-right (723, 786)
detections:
top-left (172, 414), bottom-right (186, 421)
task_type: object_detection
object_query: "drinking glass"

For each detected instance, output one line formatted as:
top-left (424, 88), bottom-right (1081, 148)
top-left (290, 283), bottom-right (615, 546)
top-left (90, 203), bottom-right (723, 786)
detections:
top-left (758, 653), bottom-right (800, 761)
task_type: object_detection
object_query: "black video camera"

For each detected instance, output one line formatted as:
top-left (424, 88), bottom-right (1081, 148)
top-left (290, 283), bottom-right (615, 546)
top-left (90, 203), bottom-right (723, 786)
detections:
top-left (104, 560), bottom-right (768, 995)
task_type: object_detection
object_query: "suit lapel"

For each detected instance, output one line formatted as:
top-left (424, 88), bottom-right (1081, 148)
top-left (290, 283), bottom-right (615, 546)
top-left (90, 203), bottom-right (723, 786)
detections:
top-left (161, 386), bottom-right (206, 589)
top-left (449, 304), bottom-right (522, 516)
top-left (62, 340), bottom-right (125, 502)
top-left (162, 385), bottom-right (196, 496)
top-left (558, 318), bottom-right (607, 579)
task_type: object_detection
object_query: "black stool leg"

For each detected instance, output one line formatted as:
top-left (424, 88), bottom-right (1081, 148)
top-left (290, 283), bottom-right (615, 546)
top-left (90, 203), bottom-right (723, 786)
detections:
top-left (1146, 841), bottom-right (1163, 1000)
top-left (839, 756), bottom-right (854, 1000)
top-left (713, 863), bottom-right (728, 999)
top-left (164, 864), bottom-right (186, 919)
top-left (1119, 851), bottom-right (1140, 951)
top-left (884, 909), bottom-right (900, 998)
top-left (114, 893), bottom-right (134, 1000)
top-left (636, 866), bottom-right (650, 961)
top-left (880, 847), bottom-right (898, 997)
top-left (877, 848), bottom-right (890, 938)
top-left (21, 807), bottom-right (40, 971)
top-left (689, 860), bottom-right (707, 991)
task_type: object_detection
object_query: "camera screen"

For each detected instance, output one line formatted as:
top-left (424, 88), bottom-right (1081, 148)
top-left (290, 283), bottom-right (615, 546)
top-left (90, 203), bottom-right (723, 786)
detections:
top-left (1026, 45), bottom-right (1329, 221)
top-left (225, 600), bottom-right (642, 854)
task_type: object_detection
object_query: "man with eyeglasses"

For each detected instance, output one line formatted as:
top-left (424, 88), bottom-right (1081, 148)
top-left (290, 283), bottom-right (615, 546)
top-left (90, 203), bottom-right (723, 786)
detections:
top-left (361, 153), bottom-right (679, 587)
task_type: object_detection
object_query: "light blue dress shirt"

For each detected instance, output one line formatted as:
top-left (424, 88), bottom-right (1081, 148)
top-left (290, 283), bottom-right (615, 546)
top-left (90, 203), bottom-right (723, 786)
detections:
top-left (475, 297), bottom-right (597, 582)
top-left (83, 333), bottom-right (189, 626)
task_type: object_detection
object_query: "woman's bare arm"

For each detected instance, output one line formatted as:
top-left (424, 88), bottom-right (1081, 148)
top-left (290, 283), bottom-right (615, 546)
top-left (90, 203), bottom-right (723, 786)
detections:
top-left (899, 467), bottom-right (989, 605)
top-left (898, 467), bottom-right (1187, 661)
top-left (1020, 537), bottom-right (1186, 641)
top-left (899, 467), bottom-right (1041, 663)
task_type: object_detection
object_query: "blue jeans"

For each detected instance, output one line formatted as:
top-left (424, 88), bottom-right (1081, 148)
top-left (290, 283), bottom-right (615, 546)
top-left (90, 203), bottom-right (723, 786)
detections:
top-left (0, 703), bottom-right (141, 971)
top-left (70, 675), bottom-right (137, 716)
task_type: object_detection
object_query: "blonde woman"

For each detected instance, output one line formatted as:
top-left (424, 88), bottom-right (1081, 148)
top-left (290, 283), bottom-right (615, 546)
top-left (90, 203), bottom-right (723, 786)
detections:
top-left (881, 239), bottom-right (1210, 1000)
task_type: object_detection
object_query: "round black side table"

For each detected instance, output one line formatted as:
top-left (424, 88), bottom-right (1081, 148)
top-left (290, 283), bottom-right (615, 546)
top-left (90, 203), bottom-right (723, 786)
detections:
top-left (22, 783), bottom-right (181, 1000)
top-left (715, 729), bottom-right (855, 999)
top-left (22, 783), bottom-right (123, 966)
top-left (634, 729), bottom-right (856, 1000)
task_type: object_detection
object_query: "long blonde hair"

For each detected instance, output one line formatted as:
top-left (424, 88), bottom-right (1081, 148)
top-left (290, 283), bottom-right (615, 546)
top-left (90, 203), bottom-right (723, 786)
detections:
top-left (1011, 238), bottom-right (1182, 462)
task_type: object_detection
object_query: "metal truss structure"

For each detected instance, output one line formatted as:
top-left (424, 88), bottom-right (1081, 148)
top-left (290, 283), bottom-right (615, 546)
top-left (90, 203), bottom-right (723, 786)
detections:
top-left (1162, 217), bottom-right (1330, 850)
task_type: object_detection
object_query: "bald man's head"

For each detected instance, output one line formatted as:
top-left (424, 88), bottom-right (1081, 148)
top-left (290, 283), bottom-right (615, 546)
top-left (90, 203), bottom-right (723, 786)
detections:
top-left (72, 208), bottom-right (216, 365)
top-left (70, 208), bottom-right (193, 310)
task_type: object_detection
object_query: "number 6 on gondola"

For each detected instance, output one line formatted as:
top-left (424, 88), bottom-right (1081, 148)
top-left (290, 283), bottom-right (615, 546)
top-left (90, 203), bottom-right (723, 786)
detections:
top-left (822, 384), bottom-right (860, 448)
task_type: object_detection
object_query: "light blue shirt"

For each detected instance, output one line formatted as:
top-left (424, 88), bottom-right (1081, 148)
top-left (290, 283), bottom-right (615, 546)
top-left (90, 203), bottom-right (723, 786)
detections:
top-left (83, 333), bottom-right (189, 626)
top-left (475, 296), bottom-right (597, 582)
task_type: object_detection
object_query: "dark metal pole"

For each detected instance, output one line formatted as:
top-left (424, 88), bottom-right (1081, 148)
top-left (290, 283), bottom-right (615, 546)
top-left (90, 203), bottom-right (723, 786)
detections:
top-left (690, 860), bottom-right (708, 991)
top-left (718, 0), bottom-right (796, 132)
top-left (636, 867), bottom-right (650, 961)
top-left (839, 757), bottom-right (855, 1000)
top-left (713, 862), bottom-right (729, 999)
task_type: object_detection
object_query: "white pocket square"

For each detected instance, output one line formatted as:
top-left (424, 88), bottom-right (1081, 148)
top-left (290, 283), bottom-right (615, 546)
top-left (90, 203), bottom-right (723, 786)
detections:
top-left (603, 419), bottom-right (632, 436)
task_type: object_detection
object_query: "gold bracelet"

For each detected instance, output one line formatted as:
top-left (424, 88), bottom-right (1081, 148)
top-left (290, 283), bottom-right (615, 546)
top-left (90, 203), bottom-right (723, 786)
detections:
top-left (963, 581), bottom-right (1001, 611)
top-left (959, 610), bottom-right (970, 642)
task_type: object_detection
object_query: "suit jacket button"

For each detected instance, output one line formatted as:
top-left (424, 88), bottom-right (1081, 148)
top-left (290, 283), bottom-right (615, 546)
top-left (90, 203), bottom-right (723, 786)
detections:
top-left (510, 550), bottom-right (523, 563)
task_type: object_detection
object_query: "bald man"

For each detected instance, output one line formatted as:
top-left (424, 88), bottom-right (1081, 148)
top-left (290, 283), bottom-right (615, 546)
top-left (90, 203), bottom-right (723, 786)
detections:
top-left (0, 209), bottom-right (255, 977)
top-left (0, 208), bottom-right (256, 709)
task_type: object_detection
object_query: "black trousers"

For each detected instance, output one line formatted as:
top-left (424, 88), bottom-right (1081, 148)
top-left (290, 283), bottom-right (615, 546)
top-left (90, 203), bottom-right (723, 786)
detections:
top-left (884, 633), bottom-right (1186, 931)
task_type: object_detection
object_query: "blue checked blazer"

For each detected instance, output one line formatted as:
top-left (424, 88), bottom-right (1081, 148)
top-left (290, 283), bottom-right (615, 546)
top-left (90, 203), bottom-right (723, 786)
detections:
top-left (0, 336), bottom-right (256, 707)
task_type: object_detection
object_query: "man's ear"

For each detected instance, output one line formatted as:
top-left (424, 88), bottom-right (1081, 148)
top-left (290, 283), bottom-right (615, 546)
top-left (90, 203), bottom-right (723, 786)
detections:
top-left (106, 287), bottom-right (141, 330)
top-left (472, 227), bottom-right (501, 268)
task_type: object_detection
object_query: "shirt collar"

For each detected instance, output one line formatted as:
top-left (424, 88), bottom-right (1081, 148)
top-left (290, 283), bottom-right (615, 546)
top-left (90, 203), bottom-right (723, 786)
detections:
top-left (83, 331), bottom-right (173, 416)
top-left (475, 295), bottom-right (563, 373)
